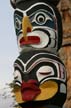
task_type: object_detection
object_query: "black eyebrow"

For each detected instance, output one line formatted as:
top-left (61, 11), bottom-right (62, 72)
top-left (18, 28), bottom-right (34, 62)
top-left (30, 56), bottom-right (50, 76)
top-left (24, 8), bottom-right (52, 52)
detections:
top-left (26, 53), bottom-right (64, 71)
top-left (27, 4), bottom-right (54, 16)
top-left (14, 10), bottom-right (23, 17)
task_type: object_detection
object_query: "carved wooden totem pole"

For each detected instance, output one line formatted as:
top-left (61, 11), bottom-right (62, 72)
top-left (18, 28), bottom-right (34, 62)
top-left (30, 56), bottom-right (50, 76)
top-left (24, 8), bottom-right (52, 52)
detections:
top-left (10, 0), bottom-right (67, 108)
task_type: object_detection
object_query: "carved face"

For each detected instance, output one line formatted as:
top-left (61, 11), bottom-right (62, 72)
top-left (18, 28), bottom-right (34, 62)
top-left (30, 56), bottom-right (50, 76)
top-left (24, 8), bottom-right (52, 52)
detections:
top-left (13, 50), bottom-right (66, 108)
top-left (14, 1), bottom-right (62, 53)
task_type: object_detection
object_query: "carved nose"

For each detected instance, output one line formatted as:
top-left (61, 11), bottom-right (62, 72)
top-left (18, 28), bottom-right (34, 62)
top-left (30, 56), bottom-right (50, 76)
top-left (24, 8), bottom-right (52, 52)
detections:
top-left (22, 16), bottom-right (32, 41)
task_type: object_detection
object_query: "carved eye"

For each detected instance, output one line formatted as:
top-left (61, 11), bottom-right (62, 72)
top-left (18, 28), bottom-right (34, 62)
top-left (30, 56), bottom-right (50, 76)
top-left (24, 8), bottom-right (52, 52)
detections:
top-left (14, 70), bottom-right (22, 86)
top-left (36, 66), bottom-right (54, 82)
top-left (32, 12), bottom-right (52, 25)
top-left (15, 17), bottom-right (22, 30)
top-left (36, 13), bottom-right (45, 24)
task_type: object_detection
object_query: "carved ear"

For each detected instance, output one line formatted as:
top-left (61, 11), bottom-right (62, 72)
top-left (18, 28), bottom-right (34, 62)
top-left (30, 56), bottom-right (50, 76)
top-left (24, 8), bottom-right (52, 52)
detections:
top-left (47, 0), bottom-right (60, 6)
top-left (10, 0), bottom-right (16, 9)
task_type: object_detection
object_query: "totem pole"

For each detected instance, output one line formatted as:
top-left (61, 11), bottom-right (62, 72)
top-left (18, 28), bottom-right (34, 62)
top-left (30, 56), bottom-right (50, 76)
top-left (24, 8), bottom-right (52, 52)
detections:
top-left (10, 0), bottom-right (67, 108)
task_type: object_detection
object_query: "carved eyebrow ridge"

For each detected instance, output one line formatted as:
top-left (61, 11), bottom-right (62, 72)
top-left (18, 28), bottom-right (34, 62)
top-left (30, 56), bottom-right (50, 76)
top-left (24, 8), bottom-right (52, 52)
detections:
top-left (14, 10), bottom-right (23, 17)
top-left (16, 3), bottom-right (54, 16)
top-left (27, 4), bottom-right (54, 16)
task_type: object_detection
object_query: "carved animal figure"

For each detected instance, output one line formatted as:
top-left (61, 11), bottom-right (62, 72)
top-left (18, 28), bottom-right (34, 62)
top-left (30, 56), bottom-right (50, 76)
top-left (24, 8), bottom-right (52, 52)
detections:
top-left (13, 50), bottom-right (67, 108)
top-left (10, 0), bottom-right (62, 53)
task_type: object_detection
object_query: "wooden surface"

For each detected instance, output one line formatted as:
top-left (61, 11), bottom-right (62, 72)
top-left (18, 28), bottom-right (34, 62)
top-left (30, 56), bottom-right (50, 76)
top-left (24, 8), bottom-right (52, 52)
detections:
top-left (58, 0), bottom-right (71, 108)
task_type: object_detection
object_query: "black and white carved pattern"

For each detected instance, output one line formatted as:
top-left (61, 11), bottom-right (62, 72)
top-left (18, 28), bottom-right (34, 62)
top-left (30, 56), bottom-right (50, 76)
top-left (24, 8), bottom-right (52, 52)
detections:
top-left (10, 0), bottom-right (60, 8)
top-left (14, 50), bottom-right (66, 85)
top-left (14, 2), bottom-right (62, 53)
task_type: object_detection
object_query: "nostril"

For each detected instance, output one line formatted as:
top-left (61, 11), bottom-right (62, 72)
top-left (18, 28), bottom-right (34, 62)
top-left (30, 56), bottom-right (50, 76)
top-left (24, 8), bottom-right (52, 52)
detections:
top-left (27, 27), bottom-right (32, 33)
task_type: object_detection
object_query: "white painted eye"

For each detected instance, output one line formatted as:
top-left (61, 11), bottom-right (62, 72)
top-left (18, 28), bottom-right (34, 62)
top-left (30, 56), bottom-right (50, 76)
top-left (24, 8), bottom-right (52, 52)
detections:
top-left (15, 17), bottom-right (21, 30)
top-left (36, 66), bottom-right (54, 82)
top-left (36, 13), bottom-right (45, 25)
top-left (32, 12), bottom-right (52, 25)
top-left (13, 70), bottom-right (22, 85)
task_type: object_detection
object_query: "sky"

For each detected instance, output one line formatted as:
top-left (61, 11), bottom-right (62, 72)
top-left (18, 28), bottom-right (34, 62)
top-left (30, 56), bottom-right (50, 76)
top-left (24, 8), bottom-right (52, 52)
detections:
top-left (0, 0), bottom-right (19, 88)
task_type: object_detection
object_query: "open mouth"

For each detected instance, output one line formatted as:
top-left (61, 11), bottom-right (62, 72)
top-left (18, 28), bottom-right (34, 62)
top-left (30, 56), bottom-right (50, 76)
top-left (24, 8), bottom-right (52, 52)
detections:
top-left (21, 80), bottom-right (41, 101)
top-left (20, 36), bottom-right (40, 46)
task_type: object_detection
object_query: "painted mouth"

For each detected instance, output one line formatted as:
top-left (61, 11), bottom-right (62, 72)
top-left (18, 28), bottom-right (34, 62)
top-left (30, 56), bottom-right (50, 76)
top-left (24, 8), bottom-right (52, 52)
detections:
top-left (21, 80), bottom-right (41, 101)
top-left (20, 36), bottom-right (40, 46)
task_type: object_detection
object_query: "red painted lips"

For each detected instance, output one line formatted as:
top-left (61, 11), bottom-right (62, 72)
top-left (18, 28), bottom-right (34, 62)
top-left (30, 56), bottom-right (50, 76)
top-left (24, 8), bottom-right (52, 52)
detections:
top-left (21, 80), bottom-right (41, 101)
top-left (20, 36), bottom-right (40, 46)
